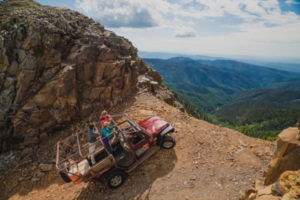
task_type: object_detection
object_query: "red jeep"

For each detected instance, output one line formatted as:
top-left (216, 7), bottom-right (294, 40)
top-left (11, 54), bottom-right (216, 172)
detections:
top-left (56, 114), bottom-right (175, 188)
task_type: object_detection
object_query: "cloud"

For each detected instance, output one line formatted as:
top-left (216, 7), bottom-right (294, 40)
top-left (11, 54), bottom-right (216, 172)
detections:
top-left (286, 0), bottom-right (300, 4)
top-left (173, 27), bottom-right (197, 38)
top-left (98, 9), bottom-right (156, 28)
top-left (75, 0), bottom-right (164, 28)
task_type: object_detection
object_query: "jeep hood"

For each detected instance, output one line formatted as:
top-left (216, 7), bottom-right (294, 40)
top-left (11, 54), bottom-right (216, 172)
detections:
top-left (138, 116), bottom-right (169, 135)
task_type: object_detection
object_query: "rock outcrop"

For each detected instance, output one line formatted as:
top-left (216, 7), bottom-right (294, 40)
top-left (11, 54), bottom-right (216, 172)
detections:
top-left (0, 0), bottom-right (161, 152)
top-left (137, 67), bottom-right (184, 110)
top-left (264, 127), bottom-right (300, 185)
top-left (240, 127), bottom-right (300, 200)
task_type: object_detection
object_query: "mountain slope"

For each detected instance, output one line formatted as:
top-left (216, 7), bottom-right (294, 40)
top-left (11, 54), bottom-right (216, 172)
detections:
top-left (144, 57), bottom-right (300, 112)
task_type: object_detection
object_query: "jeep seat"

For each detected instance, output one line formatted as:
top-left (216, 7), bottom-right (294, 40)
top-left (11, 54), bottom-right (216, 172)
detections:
top-left (90, 154), bottom-right (114, 175)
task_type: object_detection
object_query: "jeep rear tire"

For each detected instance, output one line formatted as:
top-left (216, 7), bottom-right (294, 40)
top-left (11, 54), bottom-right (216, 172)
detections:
top-left (106, 170), bottom-right (128, 189)
top-left (59, 171), bottom-right (72, 183)
top-left (161, 135), bottom-right (176, 149)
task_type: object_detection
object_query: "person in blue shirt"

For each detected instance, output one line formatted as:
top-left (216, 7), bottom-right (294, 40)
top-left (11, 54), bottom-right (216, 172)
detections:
top-left (101, 122), bottom-right (114, 152)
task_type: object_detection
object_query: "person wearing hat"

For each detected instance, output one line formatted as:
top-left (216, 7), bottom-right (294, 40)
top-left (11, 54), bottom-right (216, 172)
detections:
top-left (99, 110), bottom-right (112, 128)
top-left (101, 121), bottom-right (114, 152)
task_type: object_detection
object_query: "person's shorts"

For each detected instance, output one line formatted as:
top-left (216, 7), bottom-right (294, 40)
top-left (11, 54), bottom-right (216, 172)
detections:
top-left (102, 137), bottom-right (109, 144)
top-left (88, 143), bottom-right (96, 154)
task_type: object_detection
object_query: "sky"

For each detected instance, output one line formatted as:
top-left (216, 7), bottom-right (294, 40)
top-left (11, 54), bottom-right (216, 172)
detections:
top-left (35, 0), bottom-right (300, 62)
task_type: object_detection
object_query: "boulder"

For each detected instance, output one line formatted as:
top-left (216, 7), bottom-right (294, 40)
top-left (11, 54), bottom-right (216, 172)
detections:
top-left (174, 101), bottom-right (185, 112)
top-left (272, 170), bottom-right (300, 199)
top-left (137, 75), bottom-right (151, 89)
top-left (155, 86), bottom-right (175, 105)
top-left (264, 127), bottom-right (300, 185)
top-left (150, 81), bottom-right (159, 93)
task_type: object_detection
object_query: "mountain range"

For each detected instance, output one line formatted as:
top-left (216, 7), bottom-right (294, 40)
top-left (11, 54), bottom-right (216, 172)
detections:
top-left (140, 51), bottom-right (300, 73)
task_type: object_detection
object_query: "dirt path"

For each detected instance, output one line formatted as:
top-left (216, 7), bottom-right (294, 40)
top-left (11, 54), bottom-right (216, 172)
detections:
top-left (5, 92), bottom-right (275, 200)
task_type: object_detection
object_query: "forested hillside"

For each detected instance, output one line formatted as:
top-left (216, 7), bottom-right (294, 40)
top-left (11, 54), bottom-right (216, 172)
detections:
top-left (216, 89), bottom-right (300, 140)
top-left (144, 57), bottom-right (300, 140)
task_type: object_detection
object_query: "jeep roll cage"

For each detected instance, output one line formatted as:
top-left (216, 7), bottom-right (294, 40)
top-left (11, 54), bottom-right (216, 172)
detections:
top-left (55, 114), bottom-right (152, 174)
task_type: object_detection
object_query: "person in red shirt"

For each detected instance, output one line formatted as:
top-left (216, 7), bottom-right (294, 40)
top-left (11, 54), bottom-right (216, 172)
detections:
top-left (99, 110), bottom-right (112, 128)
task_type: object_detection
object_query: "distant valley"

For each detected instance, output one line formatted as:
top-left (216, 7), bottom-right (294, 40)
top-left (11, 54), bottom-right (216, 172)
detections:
top-left (144, 57), bottom-right (300, 140)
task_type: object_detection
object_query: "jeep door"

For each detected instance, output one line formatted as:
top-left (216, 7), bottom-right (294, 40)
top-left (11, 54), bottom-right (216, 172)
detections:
top-left (129, 131), bottom-right (151, 157)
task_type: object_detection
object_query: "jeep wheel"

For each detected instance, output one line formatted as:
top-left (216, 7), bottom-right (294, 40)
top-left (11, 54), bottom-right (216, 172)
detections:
top-left (161, 136), bottom-right (176, 149)
top-left (107, 170), bottom-right (128, 189)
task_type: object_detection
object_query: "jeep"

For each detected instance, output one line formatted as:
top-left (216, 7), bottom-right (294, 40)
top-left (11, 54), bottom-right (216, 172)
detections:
top-left (56, 114), bottom-right (175, 188)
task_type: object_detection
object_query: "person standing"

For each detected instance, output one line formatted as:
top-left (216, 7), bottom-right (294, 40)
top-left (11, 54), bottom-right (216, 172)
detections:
top-left (88, 123), bottom-right (99, 165)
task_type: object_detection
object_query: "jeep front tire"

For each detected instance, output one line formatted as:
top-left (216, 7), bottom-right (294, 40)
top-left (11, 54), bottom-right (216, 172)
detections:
top-left (161, 135), bottom-right (176, 149)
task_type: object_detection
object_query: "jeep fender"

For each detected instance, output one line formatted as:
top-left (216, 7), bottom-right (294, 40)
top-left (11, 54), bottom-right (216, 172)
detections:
top-left (100, 167), bottom-right (128, 184)
top-left (157, 124), bottom-right (174, 146)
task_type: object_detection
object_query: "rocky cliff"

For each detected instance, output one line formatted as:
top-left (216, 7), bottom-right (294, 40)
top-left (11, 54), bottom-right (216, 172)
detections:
top-left (0, 0), bottom-right (162, 152)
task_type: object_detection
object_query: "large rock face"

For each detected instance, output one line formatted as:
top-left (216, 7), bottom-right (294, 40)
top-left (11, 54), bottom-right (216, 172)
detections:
top-left (0, 0), bottom-right (156, 152)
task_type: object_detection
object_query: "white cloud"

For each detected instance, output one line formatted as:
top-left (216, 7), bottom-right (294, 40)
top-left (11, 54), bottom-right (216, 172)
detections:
top-left (75, 0), bottom-right (169, 28)
top-left (173, 27), bottom-right (197, 38)
top-left (75, 0), bottom-right (187, 31)
top-left (286, 0), bottom-right (300, 4)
